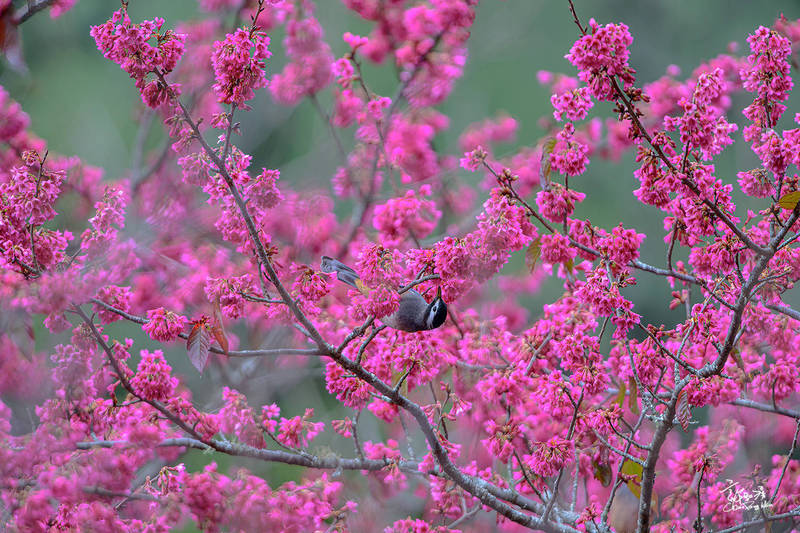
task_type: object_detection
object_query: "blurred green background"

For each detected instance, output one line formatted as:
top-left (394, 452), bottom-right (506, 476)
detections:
top-left (4, 0), bottom-right (800, 529)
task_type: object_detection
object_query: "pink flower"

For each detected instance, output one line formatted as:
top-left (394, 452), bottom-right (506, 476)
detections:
top-left (131, 349), bottom-right (178, 401)
top-left (332, 88), bottom-right (362, 127)
top-left (270, 15), bottom-right (333, 105)
top-left (331, 418), bottom-right (353, 438)
top-left (363, 439), bottom-right (406, 489)
top-left (529, 436), bottom-right (572, 477)
top-left (372, 186), bottom-right (441, 247)
top-left (598, 224), bottom-right (645, 266)
top-left (90, 9), bottom-right (186, 107)
top-left (211, 28), bottom-right (271, 107)
top-left (93, 285), bottom-right (132, 323)
top-left (535, 184), bottom-right (586, 223)
top-left (459, 146), bottom-right (487, 172)
top-left (565, 19), bottom-right (635, 101)
top-left (385, 518), bottom-right (454, 533)
top-left (204, 275), bottom-right (255, 319)
top-left (216, 387), bottom-right (265, 448)
top-left (246, 168), bottom-right (283, 215)
top-left (325, 360), bottom-right (371, 409)
top-left (459, 116), bottom-right (517, 152)
top-left (142, 307), bottom-right (188, 342)
top-left (663, 69), bottom-right (738, 160)
top-left (540, 233), bottom-right (576, 265)
top-left (49, 0), bottom-right (76, 18)
top-left (482, 418), bottom-right (520, 463)
top-left (551, 86), bottom-right (594, 121)
top-left (343, 31), bottom-right (368, 51)
top-left (291, 263), bottom-right (333, 315)
top-left (276, 408), bottom-right (325, 448)
top-left (549, 122), bottom-right (590, 176)
top-left (385, 114), bottom-right (442, 182)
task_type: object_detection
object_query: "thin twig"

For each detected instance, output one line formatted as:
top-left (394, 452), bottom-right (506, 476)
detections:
top-left (770, 418), bottom-right (800, 503)
top-left (89, 298), bottom-right (322, 358)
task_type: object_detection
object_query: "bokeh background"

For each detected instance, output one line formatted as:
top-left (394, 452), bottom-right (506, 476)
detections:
top-left (3, 0), bottom-right (800, 530)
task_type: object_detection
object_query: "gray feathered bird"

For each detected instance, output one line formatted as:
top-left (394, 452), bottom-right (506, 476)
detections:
top-left (321, 256), bottom-right (447, 332)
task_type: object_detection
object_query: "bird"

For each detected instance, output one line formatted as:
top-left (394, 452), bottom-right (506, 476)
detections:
top-left (320, 255), bottom-right (448, 332)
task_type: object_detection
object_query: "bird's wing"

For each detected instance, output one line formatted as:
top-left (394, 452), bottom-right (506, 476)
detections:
top-left (320, 256), bottom-right (361, 290)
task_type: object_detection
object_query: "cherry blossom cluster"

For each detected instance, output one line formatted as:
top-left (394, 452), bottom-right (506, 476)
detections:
top-left (90, 7), bottom-right (186, 108)
top-left (211, 27), bottom-right (271, 108)
top-left (3, 1), bottom-right (800, 532)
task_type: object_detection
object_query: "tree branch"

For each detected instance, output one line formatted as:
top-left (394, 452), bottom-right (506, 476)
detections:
top-left (89, 298), bottom-right (322, 358)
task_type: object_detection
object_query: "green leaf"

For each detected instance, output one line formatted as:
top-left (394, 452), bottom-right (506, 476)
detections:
top-left (731, 347), bottom-right (748, 379)
top-left (525, 237), bottom-right (542, 273)
top-left (628, 376), bottom-right (639, 415)
top-left (592, 459), bottom-right (612, 487)
top-left (355, 279), bottom-right (371, 296)
top-left (620, 459), bottom-right (644, 499)
top-left (615, 380), bottom-right (627, 408)
top-left (778, 191), bottom-right (800, 210)
top-left (540, 137), bottom-right (556, 185)
top-left (563, 258), bottom-right (574, 274)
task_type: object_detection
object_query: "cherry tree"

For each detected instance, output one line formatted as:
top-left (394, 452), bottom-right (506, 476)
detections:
top-left (2, 0), bottom-right (800, 532)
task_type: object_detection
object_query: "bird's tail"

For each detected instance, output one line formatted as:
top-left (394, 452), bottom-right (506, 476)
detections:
top-left (320, 256), bottom-right (368, 294)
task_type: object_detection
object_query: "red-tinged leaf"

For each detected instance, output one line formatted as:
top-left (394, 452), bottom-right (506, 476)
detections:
top-left (212, 298), bottom-right (229, 355)
top-left (525, 237), bottom-right (542, 273)
top-left (211, 325), bottom-right (228, 355)
top-left (187, 321), bottom-right (211, 373)
top-left (627, 376), bottom-right (639, 415)
top-left (778, 190), bottom-right (800, 210)
top-left (677, 389), bottom-right (691, 432)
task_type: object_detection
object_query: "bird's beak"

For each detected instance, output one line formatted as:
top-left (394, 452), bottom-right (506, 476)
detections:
top-left (436, 286), bottom-right (442, 299)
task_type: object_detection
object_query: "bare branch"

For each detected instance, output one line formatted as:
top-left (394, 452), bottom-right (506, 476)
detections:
top-left (14, 0), bottom-right (58, 24)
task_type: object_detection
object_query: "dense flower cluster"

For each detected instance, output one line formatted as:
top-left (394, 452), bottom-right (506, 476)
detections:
top-left (130, 349), bottom-right (178, 401)
top-left (373, 185), bottom-right (442, 247)
top-left (142, 307), bottom-right (189, 342)
top-left (0, 160), bottom-right (71, 270)
top-left (211, 27), bottom-right (271, 107)
top-left (565, 19), bottom-right (635, 100)
top-left (3, 3), bottom-right (800, 533)
top-left (90, 8), bottom-right (186, 107)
